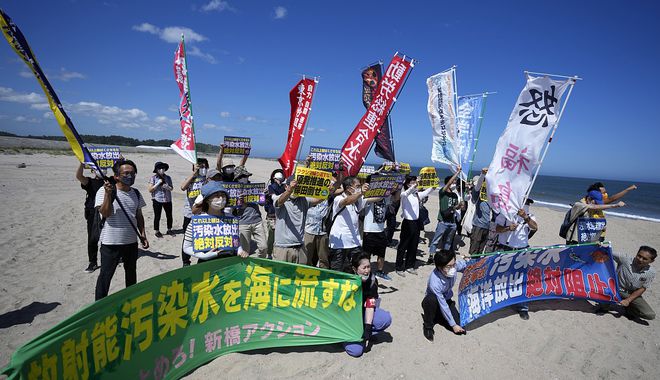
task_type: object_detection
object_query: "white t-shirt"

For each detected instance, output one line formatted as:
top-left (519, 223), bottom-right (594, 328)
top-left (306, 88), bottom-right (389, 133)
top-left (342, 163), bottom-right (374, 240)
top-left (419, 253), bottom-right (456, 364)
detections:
top-left (363, 198), bottom-right (390, 233)
top-left (329, 193), bottom-right (364, 249)
top-left (401, 187), bottom-right (433, 220)
top-left (95, 188), bottom-right (146, 245)
top-left (495, 212), bottom-right (536, 249)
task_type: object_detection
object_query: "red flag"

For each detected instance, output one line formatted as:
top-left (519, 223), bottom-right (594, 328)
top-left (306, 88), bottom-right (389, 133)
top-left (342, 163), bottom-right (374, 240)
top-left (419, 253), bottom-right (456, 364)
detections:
top-left (279, 78), bottom-right (317, 177)
top-left (341, 54), bottom-right (413, 176)
top-left (171, 37), bottom-right (197, 164)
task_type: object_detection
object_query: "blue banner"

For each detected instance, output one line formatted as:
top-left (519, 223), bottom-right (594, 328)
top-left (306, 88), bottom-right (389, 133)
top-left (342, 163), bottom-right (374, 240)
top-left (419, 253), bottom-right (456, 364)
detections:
top-left (577, 218), bottom-right (606, 243)
top-left (458, 244), bottom-right (621, 326)
top-left (456, 95), bottom-right (483, 180)
top-left (84, 145), bottom-right (121, 169)
top-left (191, 215), bottom-right (240, 253)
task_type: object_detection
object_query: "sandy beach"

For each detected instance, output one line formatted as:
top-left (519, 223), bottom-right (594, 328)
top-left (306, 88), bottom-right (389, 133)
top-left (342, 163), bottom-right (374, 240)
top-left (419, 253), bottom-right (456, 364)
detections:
top-left (1, 145), bottom-right (659, 379)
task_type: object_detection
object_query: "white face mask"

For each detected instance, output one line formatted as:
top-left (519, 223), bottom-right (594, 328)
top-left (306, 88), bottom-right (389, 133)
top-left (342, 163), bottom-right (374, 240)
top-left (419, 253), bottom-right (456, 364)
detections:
top-left (450, 184), bottom-right (457, 191)
top-left (199, 168), bottom-right (207, 177)
top-left (211, 198), bottom-right (226, 209)
top-left (274, 173), bottom-right (284, 182)
top-left (157, 169), bottom-right (165, 175)
top-left (360, 274), bottom-right (369, 281)
top-left (444, 267), bottom-right (457, 278)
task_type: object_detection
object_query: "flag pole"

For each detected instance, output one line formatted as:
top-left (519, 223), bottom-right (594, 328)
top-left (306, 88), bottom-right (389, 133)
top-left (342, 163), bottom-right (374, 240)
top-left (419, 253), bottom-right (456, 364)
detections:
top-left (522, 77), bottom-right (579, 204)
top-left (181, 34), bottom-right (197, 162)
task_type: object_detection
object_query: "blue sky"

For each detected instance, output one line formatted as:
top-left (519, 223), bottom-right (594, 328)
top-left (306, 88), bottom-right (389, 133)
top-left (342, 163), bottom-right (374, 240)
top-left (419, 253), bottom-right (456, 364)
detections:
top-left (1, 0), bottom-right (659, 182)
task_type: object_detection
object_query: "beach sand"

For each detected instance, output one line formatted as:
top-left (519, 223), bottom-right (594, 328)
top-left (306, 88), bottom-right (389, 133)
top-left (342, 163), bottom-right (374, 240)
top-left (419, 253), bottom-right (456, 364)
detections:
top-left (1, 148), bottom-right (659, 379)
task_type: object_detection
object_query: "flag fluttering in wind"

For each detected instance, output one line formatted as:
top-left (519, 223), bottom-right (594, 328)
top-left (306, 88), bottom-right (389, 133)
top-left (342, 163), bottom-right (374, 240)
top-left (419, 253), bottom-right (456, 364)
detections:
top-left (361, 63), bottom-right (396, 162)
top-left (456, 94), bottom-right (485, 180)
top-left (279, 78), bottom-right (317, 177)
top-left (171, 35), bottom-right (197, 164)
top-left (428, 67), bottom-right (460, 173)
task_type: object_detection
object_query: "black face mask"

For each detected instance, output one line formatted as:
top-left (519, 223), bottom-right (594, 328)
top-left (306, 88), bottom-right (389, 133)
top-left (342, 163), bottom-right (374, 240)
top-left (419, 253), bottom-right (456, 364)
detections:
top-left (119, 174), bottom-right (135, 186)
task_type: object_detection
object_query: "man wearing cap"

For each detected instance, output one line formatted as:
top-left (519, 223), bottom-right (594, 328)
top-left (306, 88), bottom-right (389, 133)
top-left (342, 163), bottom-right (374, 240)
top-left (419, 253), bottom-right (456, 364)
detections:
top-left (468, 168), bottom-right (492, 257)
top-left (234, 165), bottom-right (268, 259)
top-left (565, 190), bottom-right (625, 245)
top-left (179, 158), bottom-right (209, 266)
top-left (76, 162), bottom-right (106, 273)
top-left (147, 161), bottom-right (174, 238)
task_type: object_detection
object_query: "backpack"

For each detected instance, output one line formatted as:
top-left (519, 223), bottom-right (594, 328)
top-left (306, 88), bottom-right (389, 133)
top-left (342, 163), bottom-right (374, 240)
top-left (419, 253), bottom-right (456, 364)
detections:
top-left (322, 196), bottom-right (346, 234)
top-left (559, 204), bottom-right (583, 240)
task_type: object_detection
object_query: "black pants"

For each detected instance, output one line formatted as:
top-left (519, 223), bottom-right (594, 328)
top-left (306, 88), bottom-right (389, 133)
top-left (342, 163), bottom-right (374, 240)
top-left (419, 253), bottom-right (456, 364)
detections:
top-left (421, 293), bottom-right (460, 329)
top-left (84, 207), bottom-right (99, 264)
top-left (385, 205), bottom-right (399, 243)
top-left (329, 247), bottom-right (362, 273)
top-left (396, 219), bottom-right (420, 271)
top-left (181, 216), bottom-right (192, 265)
top-left (95, 243), bottom-right (138, 300)
top-left (153, 200), bottom-right (173, 231)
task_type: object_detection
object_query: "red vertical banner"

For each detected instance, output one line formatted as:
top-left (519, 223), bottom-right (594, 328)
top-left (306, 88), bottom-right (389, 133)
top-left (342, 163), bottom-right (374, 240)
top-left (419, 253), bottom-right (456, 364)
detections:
top-left (171, 38), bottom-right (197, 164)
top-left (279, 78), bottom-right (317, 177)
top-left (341, 54), bottom-right (413, 176)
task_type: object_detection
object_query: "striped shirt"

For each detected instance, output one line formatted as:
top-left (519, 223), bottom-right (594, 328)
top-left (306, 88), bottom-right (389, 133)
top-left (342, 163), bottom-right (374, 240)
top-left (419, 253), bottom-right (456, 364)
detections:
top-left (613, 252), bottom-right (655, 293)
top-left (95, 188), bottom-right (146, 245)
top-left (148, 175), bottom-right (173, 203)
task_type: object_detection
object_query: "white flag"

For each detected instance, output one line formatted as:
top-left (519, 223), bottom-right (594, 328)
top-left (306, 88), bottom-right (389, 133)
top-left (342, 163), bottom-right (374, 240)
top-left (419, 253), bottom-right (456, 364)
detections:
top-left (485, 75), bottom-right (573, 221)
top-left (427, 69), bottom-right (459, 171)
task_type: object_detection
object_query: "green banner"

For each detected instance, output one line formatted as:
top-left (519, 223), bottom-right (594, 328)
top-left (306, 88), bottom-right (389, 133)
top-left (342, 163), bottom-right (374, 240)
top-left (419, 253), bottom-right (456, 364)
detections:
top-left (3, 258), bottom-right (362, 379)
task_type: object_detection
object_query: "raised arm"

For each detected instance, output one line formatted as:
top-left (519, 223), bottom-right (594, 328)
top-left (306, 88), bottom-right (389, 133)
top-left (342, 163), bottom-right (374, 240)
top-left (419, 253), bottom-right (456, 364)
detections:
top-left (180, 164), bottom-right (200, 191)
top-left (216, 143), bottom-right (225, 171)
top-left (76, 162), bottom-right (89, 186)
top-left (441, 166), bottom-right (461, 192)
top-left (605, 185), bottom-right (637, 203)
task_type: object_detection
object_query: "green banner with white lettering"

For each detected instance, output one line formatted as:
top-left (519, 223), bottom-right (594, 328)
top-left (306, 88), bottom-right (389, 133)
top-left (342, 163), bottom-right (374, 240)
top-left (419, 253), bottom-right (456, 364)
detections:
top-left (2, 258), bottom-right (362, 379)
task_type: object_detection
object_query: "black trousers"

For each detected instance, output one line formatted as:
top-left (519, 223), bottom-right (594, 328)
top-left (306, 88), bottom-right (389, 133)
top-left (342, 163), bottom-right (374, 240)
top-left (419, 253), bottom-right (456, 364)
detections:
top-left (95, 243), bottom-right (138, 300)
top-left (181, 216), bottom-right (192, 265)
top-left (153, 200), bottom-right (173, 231)
top-left (84, 207), bottom-right (99, 264)
top-left (396, 219), bottom-right (420, 271)
top-left (329, 247), bottom-right (362, 273)
top-left (421, 293), bottom-right (460, 329)
top-left (385, 204), bottom-right (400, 243)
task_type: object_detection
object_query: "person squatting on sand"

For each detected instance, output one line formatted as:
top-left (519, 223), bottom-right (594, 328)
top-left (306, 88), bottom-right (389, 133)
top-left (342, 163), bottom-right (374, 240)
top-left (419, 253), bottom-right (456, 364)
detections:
top-left (94, 159), bottom-right (149, 300)
top-left (76, 162), bottom-right (105, 273)
top-left (343, 253), bottom-right (392, 357)
top-left (182, 181), bottom-right (248, 261)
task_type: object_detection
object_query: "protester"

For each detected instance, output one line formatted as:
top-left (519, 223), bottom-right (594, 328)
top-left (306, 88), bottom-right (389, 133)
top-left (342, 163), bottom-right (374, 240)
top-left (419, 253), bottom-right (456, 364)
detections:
top-left (234, 165), bottom-right (268, 258)
top-left (179, 158), bottom-right (209, 266)
top-left (427, 169), bottom-right (462, 264)
top-left (265, 169), bottom-right (286, 258)
top-left (343, 254), bottom-right (392, 357)
top-left (596, 246), bottom-right (656, 320)
top-left (494, 204), bottom-right (538, 320)
top-left (182, 181), bottom-right (248, 261)
top-left (363, 185), bottom-right (394, 280)
top-left (421, 250), bottom-right (467, 341)
top-left (468, 169), bottom-right (491, 257)
top-left (385, 189), bottom-right (401, 247)
top-left (396, 175), bottom-right (435, 276)
top-left (147, 161), bottom-right (174, 238)
top-left (329, 176), bottom-right (369, 273)
top-left (95, 159), bottom-right (149, 300)
top-left (216, 143), bottom-right (248, 182)
top-left (565, 191), bottom-right (625, 245)
top-left (76, 162), bottom-right (105, 273)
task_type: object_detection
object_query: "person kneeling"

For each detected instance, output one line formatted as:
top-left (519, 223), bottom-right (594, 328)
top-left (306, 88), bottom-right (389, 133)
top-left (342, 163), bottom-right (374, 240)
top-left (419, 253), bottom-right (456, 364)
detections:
top-left (421, 250), bottom-right (467, 341)
top-left (344, 254), bottom-right (392, 357)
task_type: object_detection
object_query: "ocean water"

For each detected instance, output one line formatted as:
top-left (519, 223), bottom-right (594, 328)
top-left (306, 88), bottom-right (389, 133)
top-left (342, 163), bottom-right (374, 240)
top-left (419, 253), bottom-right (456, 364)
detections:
top-left (404, 167), bottom-right (660, 222)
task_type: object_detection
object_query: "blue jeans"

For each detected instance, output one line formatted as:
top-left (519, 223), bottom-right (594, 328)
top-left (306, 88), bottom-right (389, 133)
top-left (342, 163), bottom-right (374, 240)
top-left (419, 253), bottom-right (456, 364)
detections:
top-left (343, 308), bottom-right (392, 357)
top-left (429, 221), bottom-right (457, 254)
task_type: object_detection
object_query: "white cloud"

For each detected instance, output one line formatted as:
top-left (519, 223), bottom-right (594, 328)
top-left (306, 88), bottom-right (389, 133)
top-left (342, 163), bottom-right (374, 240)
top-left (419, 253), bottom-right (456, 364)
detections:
top-left (203, 123), bottom-right (233, 131)
top-left (53, 68), bottom-right (86, 82)
top-left (132, 23), bottom-right (207, 43)
top-left (14, 115), bottom-right (42, 123)
top-left (19, 70), bottom-right (32, 78)
top-left (0, 86), bottom-right (45, 104)
top-left (201, 0), bottom-right (233, 12)
top-left (154, 115), bottom-right (180, 126)
top-left (220, 111), bottom-right (230, 118)
top-left (132, 22), bottom-right (160, 35)
top-left (168, 104), bottom-right (179, 113)
top-left (242, 115), bottom-right (267, 123)
top-left (187, 45), bottom-right (217, 64)
top-left (274, 6), bottom-right (287, 19)
top-left (30, 103), bottom-right (50, 111)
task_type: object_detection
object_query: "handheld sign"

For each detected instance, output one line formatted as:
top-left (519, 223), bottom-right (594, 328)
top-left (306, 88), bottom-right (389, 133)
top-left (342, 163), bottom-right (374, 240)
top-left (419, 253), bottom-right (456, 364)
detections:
top-left (418, 167), bottom-right (440, 190)
top-left (293, 167), bottom-right (332, 199)
top-left (191, 215), bottom-right (240, 253)
top-left (364, 173), bottom-right (405, 198)
top-left (382, 161), bottom-right (411, 174)
top-left (223, 136), bottom-right (251, 155)
top-left (84, 145), bottom-right (120, 169)
top-left (577, 218), bottom-right (607, 243)
top-left (223, 183), bottom-right (267, 207)
top-left (309, 146), bottom-right (341, 171)
top-left (186, 176), bottom-right (205, 206)
top-left (357, 165), bottom-right (376, 180)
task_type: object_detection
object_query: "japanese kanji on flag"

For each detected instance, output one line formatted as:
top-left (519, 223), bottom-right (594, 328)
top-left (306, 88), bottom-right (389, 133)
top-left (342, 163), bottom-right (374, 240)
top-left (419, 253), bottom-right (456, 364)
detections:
top-left (428, 68), bottom-right (460, 171)
top-left (485, 75), bottom-right (573, 222)
top-left (171, 36), bottom-right (197, 164)
top-left (279, 78), bottom-right (317, 177)
top-left (341, 53), bottom-right (414, 176)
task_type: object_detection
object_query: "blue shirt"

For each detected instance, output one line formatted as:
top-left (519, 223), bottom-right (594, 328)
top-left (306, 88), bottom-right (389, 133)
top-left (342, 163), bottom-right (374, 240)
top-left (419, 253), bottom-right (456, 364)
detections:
top-left (425, 258), bottom-right (467, 327)
top-left (305, 200), bottom-right (329, 235)
top-left (472, 196), bottom-right (492, 230)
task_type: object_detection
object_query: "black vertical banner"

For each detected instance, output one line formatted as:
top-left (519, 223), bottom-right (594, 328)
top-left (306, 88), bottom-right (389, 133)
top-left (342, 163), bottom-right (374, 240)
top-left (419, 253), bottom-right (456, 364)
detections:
top-left (362, 63), bottom-right (395, 161)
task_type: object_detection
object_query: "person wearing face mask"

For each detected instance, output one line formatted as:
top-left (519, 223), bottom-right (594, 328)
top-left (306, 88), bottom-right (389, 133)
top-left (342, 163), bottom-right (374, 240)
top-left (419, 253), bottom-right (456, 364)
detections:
top-left (421, 250), bottom-right (467, 341)
top-left (265, 169), bottom-right (286, 258)
top-left (76, 162), bottom-right (106, 273)
top-left (179, 158), bottom-right (210, 266)
top-left (343, 254), bottom-right (392, 357)
top-left (427, 169), bottom-right (462, 264)
top-left (95, 160), bottom-right (149, 300)
top-left (147, 161), bottom-right (174, 238)
top-left (182, 181), bottom-right (248, 261)
top-left (581, 182), bottom-right (636, 242)
top-left (233, 166), bottom-right (268, 259)
top-left (396, 175), bottom-right (435, 276)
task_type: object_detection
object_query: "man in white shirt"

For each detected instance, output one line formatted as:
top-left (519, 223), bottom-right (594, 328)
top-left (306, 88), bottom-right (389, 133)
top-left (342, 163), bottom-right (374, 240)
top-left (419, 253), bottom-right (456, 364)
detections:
top-left (329, 176), bottom-right (369, 273)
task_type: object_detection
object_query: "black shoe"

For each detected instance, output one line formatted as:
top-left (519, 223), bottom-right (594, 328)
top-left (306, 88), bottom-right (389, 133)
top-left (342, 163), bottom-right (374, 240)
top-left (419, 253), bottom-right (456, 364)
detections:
top-left (182, 262), bottom-right (191, 267)
top-left (167, 230), bottom-right (175, 236)
top-left (423, 327), bottom-right (434, 342)
top-left (84, 263), bottom-right (99, 273)
top-left (519, 311), bottom-right (529, 320)
top-left (426, 257), bottom-right (434, 265)
top-left (155, 231), bottom-right (163, 238)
